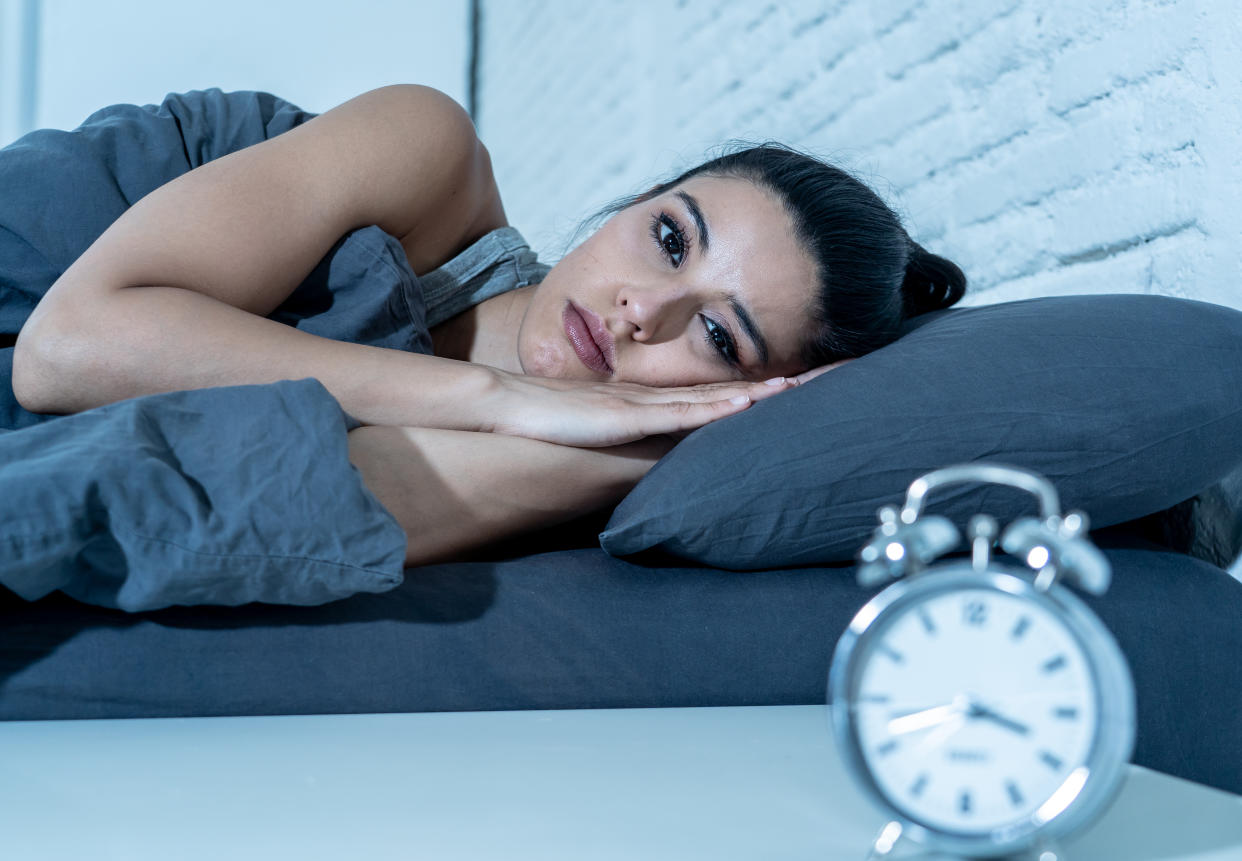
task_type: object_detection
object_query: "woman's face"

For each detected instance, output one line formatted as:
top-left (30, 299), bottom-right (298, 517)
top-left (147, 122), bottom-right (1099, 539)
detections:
top-left (517, 175), bottom-right (821, 386)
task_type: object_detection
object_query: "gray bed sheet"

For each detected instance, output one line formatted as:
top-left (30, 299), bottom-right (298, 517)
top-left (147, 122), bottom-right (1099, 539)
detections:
top-left (1, 540), bottom-right (1240, 796)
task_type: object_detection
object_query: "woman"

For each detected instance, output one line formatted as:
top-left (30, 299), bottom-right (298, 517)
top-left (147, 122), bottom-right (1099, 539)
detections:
top-left (5, 85), bottom-right (965, 569)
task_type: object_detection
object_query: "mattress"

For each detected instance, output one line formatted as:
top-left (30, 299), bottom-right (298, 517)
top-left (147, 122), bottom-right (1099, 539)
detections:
top-left (2, 539), bottom-right (1239, 795)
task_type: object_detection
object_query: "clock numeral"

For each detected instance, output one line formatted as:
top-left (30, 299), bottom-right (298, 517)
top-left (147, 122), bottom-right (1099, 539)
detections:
top-left (1011, 615), bottom-right (1031, 640)
top-left (1006, 780), bottom-right (1025, 807)
top-left (1039, 750), bottom-right (1064, 771)
top-left (958, 790), bottom-right (973, 814)
top-left (909, 773), bottom-right (929, 798)
top-left (876, 740), bottom-right (899, 757)
top-left (1041, 654), bottom-right (1068, 674)
top-left (1053, 706), bottom-right (1079, 720)
top-left (877, 643), bottom-right (905, 664)
top-left (917, 608), bottom-right (937, 635)
top-left (858, 693), bottom-right (891, 704)
top-left (962, 600), bottom-right (988, 626)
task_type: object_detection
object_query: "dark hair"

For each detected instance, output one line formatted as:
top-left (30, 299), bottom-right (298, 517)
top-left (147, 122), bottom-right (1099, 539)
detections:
top-left (594, 143), bottom-right (966, 367)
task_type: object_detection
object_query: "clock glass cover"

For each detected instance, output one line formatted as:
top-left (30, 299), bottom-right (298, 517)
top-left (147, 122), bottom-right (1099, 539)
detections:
top-left (850, 583), bottom-right (1099, 836)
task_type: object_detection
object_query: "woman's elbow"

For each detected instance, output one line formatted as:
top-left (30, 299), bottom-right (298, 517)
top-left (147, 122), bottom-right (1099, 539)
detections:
top-left (11, 310), bottom-right (91, 415)
top-left (12, 320), bottom-right (60, 413)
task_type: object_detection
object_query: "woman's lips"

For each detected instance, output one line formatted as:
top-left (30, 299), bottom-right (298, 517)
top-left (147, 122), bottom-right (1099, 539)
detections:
top-left (563, 302), bottom-right (614, 376)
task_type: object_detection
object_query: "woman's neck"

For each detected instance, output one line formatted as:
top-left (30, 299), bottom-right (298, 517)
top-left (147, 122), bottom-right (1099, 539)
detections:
top-left (430, 284), bottom-right (533, 373)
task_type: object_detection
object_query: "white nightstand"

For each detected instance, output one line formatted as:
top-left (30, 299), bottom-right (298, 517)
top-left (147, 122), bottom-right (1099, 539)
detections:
top-left (1, 706), bottom-right (1239, 860)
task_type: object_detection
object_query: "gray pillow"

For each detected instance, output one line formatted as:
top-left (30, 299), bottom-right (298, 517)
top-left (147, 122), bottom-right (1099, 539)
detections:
top-left (600, 294), bottom-right (1242, 569)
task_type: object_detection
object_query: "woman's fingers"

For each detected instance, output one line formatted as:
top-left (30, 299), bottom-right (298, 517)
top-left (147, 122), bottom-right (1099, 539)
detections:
top-left (647, 391), bottom-right (754, 434)
top-left (526, 374), bottom-right (799, 404)
top-left (793, 358), bottom-right (853, 386)
top-left (558, 391), bottom-right (756, 447)
top-left (488, 371), bottom-right (820, 449)
top-left (632, 375), bottom-right (796, 404)
top-left (640, 363), bottom-right (859, 436)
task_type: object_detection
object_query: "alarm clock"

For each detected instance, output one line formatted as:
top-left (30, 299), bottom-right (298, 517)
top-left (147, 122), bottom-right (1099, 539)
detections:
top-left (828, 463), bottom-right (1135, 859)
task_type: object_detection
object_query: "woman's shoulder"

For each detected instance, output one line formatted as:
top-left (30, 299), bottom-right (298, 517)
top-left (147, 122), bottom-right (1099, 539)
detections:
top-left (336, 86), bottom-right (508, 273)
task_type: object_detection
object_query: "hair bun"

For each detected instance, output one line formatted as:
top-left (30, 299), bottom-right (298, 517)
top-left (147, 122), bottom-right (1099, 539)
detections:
top-left (902, 241), bottom-right (967, 316)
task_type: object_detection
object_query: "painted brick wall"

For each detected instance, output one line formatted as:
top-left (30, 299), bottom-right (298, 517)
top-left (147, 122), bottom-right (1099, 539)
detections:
top-left (476, 0), bottom-right (1242, 311)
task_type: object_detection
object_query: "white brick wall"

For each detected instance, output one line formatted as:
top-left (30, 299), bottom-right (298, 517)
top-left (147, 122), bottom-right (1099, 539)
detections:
top-left (476, 0), bottom-right (1242, 311)
top-left (477, 0), bottom-right (1242, 575)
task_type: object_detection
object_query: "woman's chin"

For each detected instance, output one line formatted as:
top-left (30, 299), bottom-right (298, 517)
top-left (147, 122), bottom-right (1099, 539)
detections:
top-left (520, 343), bottom-right (575, 380)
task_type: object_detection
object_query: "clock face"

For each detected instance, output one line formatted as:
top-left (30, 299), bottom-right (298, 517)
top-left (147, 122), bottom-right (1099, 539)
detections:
top-left (850, 585), bottom-right (1099, 836)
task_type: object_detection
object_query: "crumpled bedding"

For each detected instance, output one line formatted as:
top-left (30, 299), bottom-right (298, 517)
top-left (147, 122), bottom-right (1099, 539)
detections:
top-left (0, 379), bottom-right (407, 611)
top-left (0, 88), bottom-right (433, 432)
top-left (0, 89), bottom-right (429, 610)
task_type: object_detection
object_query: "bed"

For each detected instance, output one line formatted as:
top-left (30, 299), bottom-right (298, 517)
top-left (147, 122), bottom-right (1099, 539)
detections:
top-left (2, 291), bottom-right (1241, 795)
top-left (2, 91), bottom-right (1241, 798)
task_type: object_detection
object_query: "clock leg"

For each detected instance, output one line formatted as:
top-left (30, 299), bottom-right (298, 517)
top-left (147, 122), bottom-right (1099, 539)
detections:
top-left (864, 820), bottom-right (904, 859)
top-left (1019, 838), bottom-right (1066, 861)
top-left (859, 821), bottom-right (1066, 860)
top-left (992, 838), bottom-right (1066, 861)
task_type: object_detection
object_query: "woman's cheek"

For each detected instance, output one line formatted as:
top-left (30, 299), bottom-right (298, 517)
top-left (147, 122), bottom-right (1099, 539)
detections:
top-left (625, 350), bottom-right (711, 387)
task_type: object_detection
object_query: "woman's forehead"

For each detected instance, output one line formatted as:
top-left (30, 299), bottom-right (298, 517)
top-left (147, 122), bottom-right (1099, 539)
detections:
top-left (665, 175), bottom-right (810, 271)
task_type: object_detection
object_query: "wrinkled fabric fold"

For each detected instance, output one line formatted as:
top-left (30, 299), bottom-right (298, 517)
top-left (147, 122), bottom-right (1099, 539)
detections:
top-left (0, 379), bottom-right (406, 611)
top-left (0, 89), bottom-right (316, 431)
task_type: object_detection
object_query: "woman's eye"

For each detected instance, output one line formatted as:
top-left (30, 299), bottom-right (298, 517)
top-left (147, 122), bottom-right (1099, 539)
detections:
top-left (701, 315), bottom-right (739, 366)
top-left (651, 214), bottom-right (687, 268)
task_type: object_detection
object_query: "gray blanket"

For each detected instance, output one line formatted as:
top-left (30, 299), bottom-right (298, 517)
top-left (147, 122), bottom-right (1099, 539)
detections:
top-left (0, 89), bottom-right (429, 609)
top-left (0, 379), bottom-right (406, 610)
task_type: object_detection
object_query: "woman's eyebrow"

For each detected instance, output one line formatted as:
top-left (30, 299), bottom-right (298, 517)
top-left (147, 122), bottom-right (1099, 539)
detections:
top-left (675, 190), bottom-right (710, 254)
top-left (675, 190), bottom-right (767, 366)
top-left (729, 296), bottom-right (770, 367)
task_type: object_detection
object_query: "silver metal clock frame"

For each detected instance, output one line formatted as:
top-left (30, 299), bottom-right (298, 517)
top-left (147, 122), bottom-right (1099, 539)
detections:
top-left (829, 560), bottom-right (1136, 858)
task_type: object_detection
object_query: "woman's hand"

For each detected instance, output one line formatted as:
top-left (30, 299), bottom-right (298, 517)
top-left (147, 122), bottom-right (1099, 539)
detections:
top-left (478, 370), bottom-right (801, 448)
top-left (793, 358), bottom-right (853, 385)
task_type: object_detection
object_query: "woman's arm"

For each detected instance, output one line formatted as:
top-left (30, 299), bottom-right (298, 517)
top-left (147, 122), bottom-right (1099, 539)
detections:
top-left (346, 425), bottom-right (673, 566)
top-left (12, 84), bottom-right (786, 442)
top-left (13, 85), bottom-right (503, 426)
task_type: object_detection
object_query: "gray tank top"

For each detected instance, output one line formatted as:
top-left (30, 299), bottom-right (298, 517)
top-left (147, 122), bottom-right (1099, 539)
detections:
top-left (265, 223), bottom-right (549, 359)
top-left (421, 226), bottom-right (551, 328)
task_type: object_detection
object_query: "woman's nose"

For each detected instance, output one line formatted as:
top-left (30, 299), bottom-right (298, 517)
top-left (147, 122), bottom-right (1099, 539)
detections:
top-left (616, 283), bottom-right (691, 342)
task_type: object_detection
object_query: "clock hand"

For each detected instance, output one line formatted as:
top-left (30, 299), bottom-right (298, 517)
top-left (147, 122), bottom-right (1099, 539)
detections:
top-left (887, 699), bottom-right (967, 736)
top-left (967, 701), bottom-right (1031, 736)
top-left (912, 713), bottom-right (967, 756)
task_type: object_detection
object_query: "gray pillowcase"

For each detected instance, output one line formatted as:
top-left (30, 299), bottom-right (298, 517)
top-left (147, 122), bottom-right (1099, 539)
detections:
top-left (600, 294), bottom-right (1242, 569)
